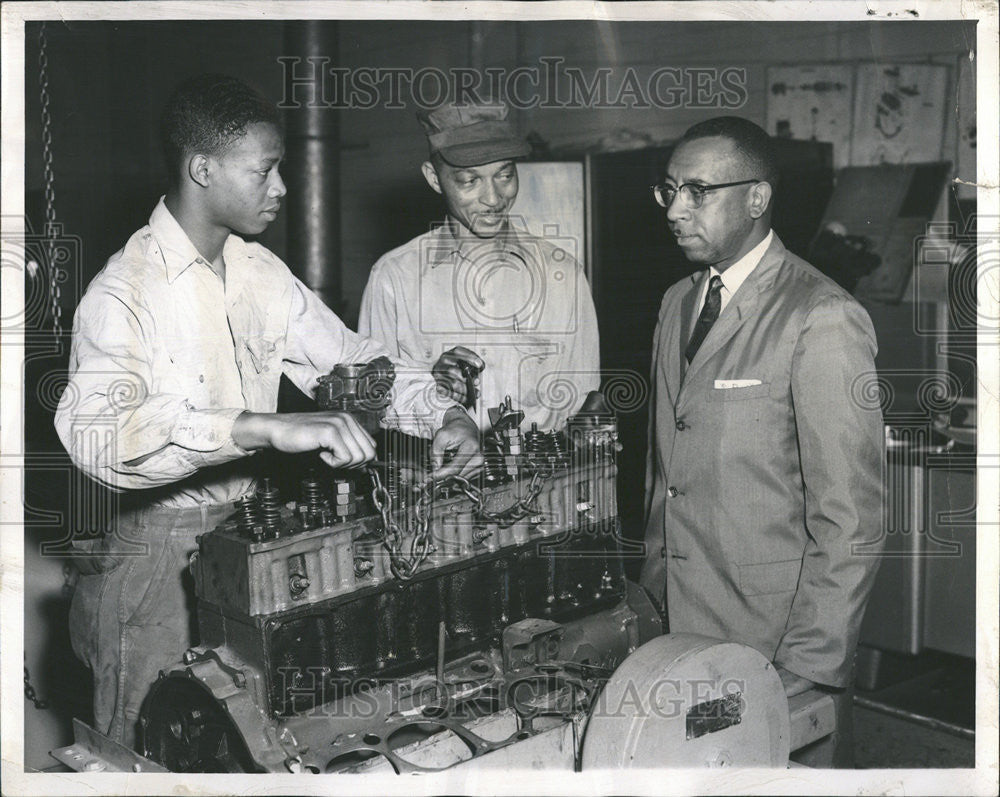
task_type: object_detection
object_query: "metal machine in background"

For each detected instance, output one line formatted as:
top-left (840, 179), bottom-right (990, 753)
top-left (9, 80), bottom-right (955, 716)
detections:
top-left (52, 361), bottom-right (836, 774)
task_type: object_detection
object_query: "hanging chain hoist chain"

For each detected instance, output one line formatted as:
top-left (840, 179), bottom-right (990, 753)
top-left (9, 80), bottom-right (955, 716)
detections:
top-left (366, 466), bottom-right (550, 580)
top-left (28, 27), bottom-right (66, 698)
top-left (24, 664), bottom-right (49, 710)
top-left (38, 22), bottom-right (63, 343)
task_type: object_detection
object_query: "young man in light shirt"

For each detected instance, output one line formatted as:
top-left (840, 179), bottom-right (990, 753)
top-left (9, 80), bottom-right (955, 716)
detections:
top-left (55, 74), bottom-right (481, 750)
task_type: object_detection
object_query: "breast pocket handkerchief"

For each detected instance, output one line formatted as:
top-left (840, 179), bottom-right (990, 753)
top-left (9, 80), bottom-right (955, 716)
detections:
top-left (714, 379), bottom-right (763, 389)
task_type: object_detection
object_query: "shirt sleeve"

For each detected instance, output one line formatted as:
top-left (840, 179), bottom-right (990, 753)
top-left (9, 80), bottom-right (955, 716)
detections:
top-left (541, 257), bottom-right (601, 419)
top-left (281, 274), bottom-right (450, 438)
top-left (568, 263), bottom-right (601, 404)
top-left (357, 258), bottom-right (400, 354)
top-left (53, 286), bottom-right (251, 491)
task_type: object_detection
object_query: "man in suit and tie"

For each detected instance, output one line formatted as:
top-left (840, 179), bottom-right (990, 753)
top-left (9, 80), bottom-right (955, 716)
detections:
top-left (639, 116), bottom-right (885, 766)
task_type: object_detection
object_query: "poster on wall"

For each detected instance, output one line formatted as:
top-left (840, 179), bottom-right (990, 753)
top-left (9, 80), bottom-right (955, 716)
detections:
top-left (766, 64), bottom-right (854, 168)
top-left (850, 62), bottom-right (949, 166)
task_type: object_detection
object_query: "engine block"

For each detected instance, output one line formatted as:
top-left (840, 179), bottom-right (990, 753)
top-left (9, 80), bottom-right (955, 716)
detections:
top-left (137, 376), bottom-right (660, 773)
top-left (194, 454), bottom-right (631, 717)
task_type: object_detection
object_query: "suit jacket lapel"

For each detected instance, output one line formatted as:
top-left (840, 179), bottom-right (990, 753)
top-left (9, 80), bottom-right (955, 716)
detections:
top-left (680, 235), bottom-right (786, 391)
top-left (675, 276), bottom-right (701, 387)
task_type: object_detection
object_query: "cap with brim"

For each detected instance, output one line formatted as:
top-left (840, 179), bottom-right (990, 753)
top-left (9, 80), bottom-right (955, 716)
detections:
top-left (419, 103), bottom-right (530, 167)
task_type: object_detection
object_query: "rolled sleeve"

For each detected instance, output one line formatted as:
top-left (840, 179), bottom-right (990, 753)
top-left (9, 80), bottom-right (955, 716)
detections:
top-left (163, 406), bottom-right (248, 455)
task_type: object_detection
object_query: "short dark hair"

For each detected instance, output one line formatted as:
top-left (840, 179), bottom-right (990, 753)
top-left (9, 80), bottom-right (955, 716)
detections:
top-left (677, 116), bottom-right (779, 187)
top-left (160, 74), bottom-right (281, 185)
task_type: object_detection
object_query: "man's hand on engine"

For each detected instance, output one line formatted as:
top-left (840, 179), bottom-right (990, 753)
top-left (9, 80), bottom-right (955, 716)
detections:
top-left (432, 346), bottom-right (485, 407)
top-left (430, 406), bottom-right (483, 478)
top-left (233, 411), bottom-right (377, 469)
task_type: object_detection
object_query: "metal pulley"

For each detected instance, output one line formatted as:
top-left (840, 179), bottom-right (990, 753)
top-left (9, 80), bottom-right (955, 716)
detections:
top-left (581, 633), bottom-right (791, 769)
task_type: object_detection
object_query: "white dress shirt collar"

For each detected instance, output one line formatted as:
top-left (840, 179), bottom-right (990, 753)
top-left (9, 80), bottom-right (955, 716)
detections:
top-left (700, 229), bottom-right (773, 314)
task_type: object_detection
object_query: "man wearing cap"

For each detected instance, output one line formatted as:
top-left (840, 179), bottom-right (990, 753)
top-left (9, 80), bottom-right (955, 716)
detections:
top-left (359, 102), bottom-right (602, 431)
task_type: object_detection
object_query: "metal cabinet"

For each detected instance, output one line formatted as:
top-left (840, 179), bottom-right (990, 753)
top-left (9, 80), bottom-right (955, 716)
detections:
top-left (859, 445), bottom-right (976, 659)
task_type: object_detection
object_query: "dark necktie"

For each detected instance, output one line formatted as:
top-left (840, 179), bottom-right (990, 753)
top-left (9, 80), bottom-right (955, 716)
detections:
top-left (685, 275), bottom-right (724, 365)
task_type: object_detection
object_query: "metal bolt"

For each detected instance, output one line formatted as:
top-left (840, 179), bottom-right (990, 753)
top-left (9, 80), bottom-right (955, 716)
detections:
top-left (472, 527), bottom-right (492, 544)
top-left (82, 760), bottom-right (106, 772)
top-left (232, 671), bottom-right (247, 689)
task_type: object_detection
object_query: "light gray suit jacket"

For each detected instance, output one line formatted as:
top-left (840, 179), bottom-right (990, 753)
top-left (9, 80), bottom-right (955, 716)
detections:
top-left (639, 233), bottom-right (885, 687)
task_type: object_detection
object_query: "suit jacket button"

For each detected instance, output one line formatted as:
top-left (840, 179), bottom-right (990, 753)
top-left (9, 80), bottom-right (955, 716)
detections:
top-left (660, 545), bottom-right (667, 559)
top-left (675, 419), bottom-right (686, 431)
top-left (667, 486), bottom-right (679, 498)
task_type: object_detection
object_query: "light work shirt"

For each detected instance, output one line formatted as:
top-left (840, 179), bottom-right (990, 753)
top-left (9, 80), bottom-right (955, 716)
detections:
top-left (359, 221), bottom-right (601, 432)
top-left (55, 198), bottom-right (450, 508)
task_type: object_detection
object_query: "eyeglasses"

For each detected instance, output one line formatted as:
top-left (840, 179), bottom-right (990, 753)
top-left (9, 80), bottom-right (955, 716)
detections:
top-left (651, 179), bottom-right (761, 209)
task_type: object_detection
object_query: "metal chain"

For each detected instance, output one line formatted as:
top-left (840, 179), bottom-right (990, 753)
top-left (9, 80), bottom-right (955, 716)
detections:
top-left (38, 22), bottom-right (63, 343)
top-left (368, 467), bottom-right (408, 577)
top-left (24, 665), bottom-right (49, 710)
top-left (366, 466), bottom-right (551, 580)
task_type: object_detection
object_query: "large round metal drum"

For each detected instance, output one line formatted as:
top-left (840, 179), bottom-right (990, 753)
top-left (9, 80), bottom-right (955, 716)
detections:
top-left (581, 633), bottom-right (790, 768)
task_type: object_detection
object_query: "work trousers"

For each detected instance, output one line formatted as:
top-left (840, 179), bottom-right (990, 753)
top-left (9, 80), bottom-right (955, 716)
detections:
top-left (68, 502), bottom-right (231, 751)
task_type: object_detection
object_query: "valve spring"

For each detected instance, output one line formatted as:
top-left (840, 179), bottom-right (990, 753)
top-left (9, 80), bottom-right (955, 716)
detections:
top-left (385, 454), bottom-right (400, 502)
top-left (300, 474), bottom-right (326, 511)
top-left (483, 446), bottom-right (507, 482)
top-left (234, 494), bottom-right (261, 535)
top-left (549, 432), bottom-right (568, 463)
top-left (256, 478), bottom-right (282, 531)
top-left (523, 422), bottom-right (545, 456)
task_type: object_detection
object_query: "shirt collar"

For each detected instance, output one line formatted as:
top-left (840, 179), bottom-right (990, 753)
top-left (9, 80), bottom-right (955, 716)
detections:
top-left (426, 217), bottom-right (525, 269)
top-left (148, 197), bottom-right (251, 283)
top-left (710, 229), bottom-right (773, 296)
